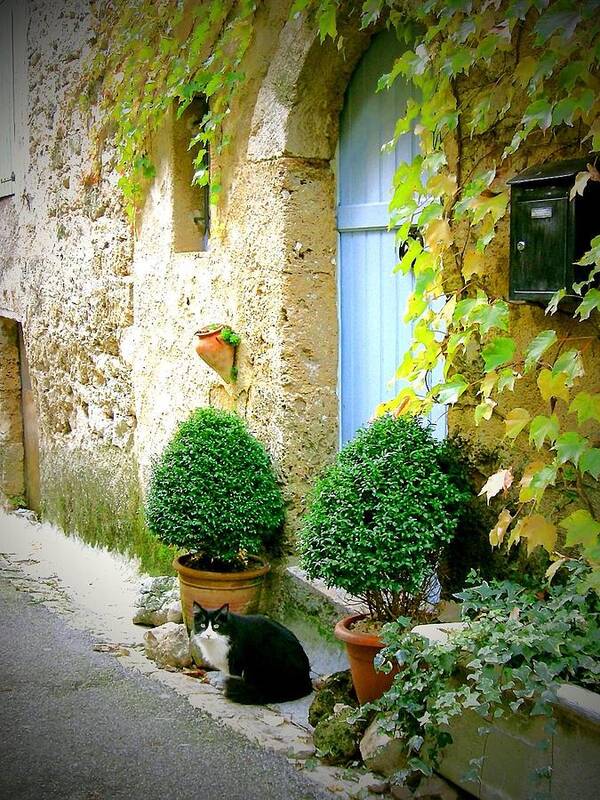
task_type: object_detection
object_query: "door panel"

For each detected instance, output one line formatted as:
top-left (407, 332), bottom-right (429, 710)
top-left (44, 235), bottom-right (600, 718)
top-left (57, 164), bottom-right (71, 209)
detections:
top-left (18, 325), bottom-right (41, 513)
top-left (337, 29), bottom-right (446, 444)
top-left (339, 229), bottom-right (415, 442)
top-left (338, 30), bottom-right (415, 444)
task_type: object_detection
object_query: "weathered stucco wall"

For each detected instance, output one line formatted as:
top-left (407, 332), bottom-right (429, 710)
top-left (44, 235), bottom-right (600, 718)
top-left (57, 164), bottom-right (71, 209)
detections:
top-left (1, 0), bottom-right (598, 562)
top-left (0, 0), bottom-right (138, 546)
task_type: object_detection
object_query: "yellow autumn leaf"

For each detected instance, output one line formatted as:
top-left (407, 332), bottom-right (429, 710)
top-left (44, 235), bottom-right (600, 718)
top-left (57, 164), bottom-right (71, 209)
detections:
top-left (489, 508), bottom-right (512, 547)
top-left (379, 387), bottom-right (422, 418)
top-left (462, 249), bottom-right (485, 280)
top-left (545, 557), bottom-right (567, 583)
top-left (515, 55), bottom-right (537, 86)
top-left (504, 407), bottom-right (530, 439)
top-left (427, 172), bottom-right (457, 198)
top-left (474, 398), bottom-right (496, 425)
top-left (479, 371), bottom-right (497, 398)
top-left (424, 218), bottom-right (452, 252)
top-left (438, 295), bottom-right (457, 326)
top-left (513, 514), bottom-right (557, 556)
top-left (537, 369), bottom-right (570, 403)
top-left (519, 461), bottom-right (558, 504)
top-left (519, 460), bottom-right (546, 493)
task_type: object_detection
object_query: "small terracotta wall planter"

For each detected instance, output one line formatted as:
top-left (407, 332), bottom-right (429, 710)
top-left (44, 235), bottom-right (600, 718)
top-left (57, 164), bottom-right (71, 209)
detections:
top-left (193, 325), bottom-right (237, 384)
top-left (334, 613), bottom-right (398, 704)
top-left (174, 554), bottom-right (270, 630)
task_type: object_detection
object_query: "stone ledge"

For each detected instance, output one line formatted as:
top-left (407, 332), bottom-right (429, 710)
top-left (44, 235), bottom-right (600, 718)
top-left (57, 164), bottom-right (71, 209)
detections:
top-left (284, 561), bottom-right (368, 623)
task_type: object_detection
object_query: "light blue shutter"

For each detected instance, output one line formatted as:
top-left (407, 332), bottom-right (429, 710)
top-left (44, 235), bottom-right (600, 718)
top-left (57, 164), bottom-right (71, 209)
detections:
top-left (337, 29), bottom-right (445, 444)
top-left (0, 1), bottom-right (15, 199)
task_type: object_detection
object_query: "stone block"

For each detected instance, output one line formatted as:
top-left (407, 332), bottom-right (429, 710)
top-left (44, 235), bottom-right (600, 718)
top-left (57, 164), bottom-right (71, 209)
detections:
top-left (143, 622), bottom-right (192, 669)
top-left (359, 716), bottom-right (408, 777)
top-left (133, 576), bottom-right (182, 626)
top-left (437, 684), bottom-right (600, 800)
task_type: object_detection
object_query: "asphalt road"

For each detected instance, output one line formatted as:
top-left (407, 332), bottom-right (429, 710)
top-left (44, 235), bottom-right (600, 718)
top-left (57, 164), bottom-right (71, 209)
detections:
top-left (0, 577), bottom-right (330, 800)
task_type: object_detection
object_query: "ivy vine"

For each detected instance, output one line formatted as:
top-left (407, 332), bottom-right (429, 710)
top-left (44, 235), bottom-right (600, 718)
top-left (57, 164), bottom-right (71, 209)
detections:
top-left (81, 0), bottom-right (258, 219)
top-left (304, 0), bottom-right (600, 594)
top-left (82, 0), bottom-right (600, 590)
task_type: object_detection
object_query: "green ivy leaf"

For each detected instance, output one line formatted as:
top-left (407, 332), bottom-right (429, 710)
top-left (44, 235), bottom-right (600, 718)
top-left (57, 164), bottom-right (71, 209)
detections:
top-left (436, 375), bottom-right (469, 405)
top-left (529, 414), bottom-right (560, 450)
top-left (318, 2), bottom-right (337, 41)
top-left (522, 98), bottom-right (553, 131)
top-left (575, 288), bottom-right (600, 321)
top-left (470, 300), bottom-right (509, 334)
top-left (554, 431), bottom-right (588, 467)
top-left (474, 398), bottom-right (496, 426)
top-left (497, 368), bottom-right (519, 393)
top-left (560, 509), bottom-right (600, 550)
top-left (580, 448), bottom-right (600, 479)
top-left (569, 392), bottom-right (600, 424)
top-left (442, 47), bottom-right (474, 77)
top-left (575, 234), bottom-right (600, 267)
top-left (534, 9), bottom-right (582, 44)
top-left (558, 60), bottom-right (587, 91)
top-left (552, 350), bottom-right (585, 386)
top-left (482, 337), bottom-right (516, 371)
top-left (545, 288), bottom-right (566, 315)
top-left (523, 330), bottom-right (557, 372)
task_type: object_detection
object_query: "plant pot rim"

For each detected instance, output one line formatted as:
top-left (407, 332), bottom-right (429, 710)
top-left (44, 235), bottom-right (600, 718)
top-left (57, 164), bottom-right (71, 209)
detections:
top-left (334, 613), bottom-right (385, 648)
top-left (173, 554), bottom-right (270, 582)
top-left (193, 325), bottom-right (227, 338)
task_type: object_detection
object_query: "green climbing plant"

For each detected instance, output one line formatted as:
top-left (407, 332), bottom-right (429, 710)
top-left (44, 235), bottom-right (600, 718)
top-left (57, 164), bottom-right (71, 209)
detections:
top-left (82, 0), bottom-right (600, 589)
top-left (303, 0), bottom-right (600, 593)
top-left (80, 0), bottom-right (258, 220)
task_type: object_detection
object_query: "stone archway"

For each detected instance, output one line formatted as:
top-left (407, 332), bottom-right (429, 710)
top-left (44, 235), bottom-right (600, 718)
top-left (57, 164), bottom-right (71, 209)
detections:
top-left (236, 13), bottom-right (378, 525)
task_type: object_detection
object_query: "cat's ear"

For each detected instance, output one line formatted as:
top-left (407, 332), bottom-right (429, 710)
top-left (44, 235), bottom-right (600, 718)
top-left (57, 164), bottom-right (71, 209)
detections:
top-left (192, 601), bottom-right (204, 615)
top-left (216, 603), bottom-right (229, 617)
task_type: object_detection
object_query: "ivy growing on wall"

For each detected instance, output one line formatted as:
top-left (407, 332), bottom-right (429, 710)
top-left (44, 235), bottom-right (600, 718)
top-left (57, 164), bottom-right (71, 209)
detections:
top-left (302, 0), bottom-right (600, 593)
top-left (81, 0), bottom-right (258, 218)
top-left (83, 0), bottom-right (600, 590)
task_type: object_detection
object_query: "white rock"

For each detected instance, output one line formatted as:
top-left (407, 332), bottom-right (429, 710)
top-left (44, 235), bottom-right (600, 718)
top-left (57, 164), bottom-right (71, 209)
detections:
top-left (165, 600), bottom-right (183, 623)
top-left (359, 716), bottom-right (407, 776)
top-left (143, 622), bottom-right (192, 668)
top-left (133, 576), bottom-right (181, 626)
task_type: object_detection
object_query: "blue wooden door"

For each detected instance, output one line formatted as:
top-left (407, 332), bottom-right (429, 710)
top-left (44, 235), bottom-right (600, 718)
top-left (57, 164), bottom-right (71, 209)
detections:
top-left (338, 29), bottom-right (418, 444)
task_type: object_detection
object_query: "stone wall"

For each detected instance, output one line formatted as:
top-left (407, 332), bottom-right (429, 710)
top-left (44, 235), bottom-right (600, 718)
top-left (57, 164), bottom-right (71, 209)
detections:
top-left (0, 0), bottom-right (138, 541)
top-left (1, 0), bottom-right (598, 561)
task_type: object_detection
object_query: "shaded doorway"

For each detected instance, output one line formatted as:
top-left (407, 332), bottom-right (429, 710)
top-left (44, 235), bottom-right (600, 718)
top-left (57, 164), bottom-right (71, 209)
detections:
top-left (0, 316), bottom-right (40, 512)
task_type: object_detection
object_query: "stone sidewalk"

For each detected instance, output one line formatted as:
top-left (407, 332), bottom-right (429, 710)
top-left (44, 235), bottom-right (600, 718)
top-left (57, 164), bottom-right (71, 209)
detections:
top-left (0, 510), bottom-right (394, 800)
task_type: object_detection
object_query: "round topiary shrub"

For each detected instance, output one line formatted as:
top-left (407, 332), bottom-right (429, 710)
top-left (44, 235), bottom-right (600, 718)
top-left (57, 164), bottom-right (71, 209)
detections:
top-left (299, 414), bottom-right (471, 621)
top-left (145, 408), bottom-right (284, 569)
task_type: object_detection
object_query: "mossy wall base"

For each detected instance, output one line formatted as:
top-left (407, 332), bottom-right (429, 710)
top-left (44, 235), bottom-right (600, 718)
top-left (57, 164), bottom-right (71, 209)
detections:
top-left (40, 447), bottom-right (175, 576)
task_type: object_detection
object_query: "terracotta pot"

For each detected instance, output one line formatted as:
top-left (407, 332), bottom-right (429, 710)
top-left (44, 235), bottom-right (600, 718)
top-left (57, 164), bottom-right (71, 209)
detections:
top-left (193, 325), bottom-right (236, 384)
top-left (174, 554), bottom-right (270, 630)
top-left (334, 613), bottom-right (397, 704)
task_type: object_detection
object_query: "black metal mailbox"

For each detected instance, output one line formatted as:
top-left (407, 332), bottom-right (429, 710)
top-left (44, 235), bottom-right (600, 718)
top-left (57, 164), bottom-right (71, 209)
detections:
top-left (507, 157), bottom-right (600, 305)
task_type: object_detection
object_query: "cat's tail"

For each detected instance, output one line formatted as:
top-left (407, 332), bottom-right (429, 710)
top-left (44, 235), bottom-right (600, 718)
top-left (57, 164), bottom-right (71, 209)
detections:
top-left (224, 676), bottom-right (269, 705)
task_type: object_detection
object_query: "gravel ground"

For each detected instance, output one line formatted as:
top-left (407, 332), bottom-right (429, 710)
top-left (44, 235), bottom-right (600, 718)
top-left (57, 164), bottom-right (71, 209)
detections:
top-left (0, 576), bottom-right (333, 800)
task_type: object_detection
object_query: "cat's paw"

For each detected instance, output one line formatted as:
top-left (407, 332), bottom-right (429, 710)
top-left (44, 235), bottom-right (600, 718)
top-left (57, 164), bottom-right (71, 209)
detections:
top-left (205, 671), bottom-right (228, 690)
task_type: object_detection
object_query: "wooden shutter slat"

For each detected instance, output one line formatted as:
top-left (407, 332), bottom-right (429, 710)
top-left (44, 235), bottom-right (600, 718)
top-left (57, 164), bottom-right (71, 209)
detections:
top-left (0, 2), bottom-right (15, 198)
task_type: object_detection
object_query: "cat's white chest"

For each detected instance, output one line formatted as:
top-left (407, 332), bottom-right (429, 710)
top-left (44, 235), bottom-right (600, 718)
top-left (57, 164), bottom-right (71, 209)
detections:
top-left (192, 626), bottom-right (231, 674)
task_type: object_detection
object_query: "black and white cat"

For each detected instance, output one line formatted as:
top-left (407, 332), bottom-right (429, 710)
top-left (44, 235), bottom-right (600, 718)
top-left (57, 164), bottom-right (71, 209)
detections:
top-left (191, 602), bottom-right (313, 704)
